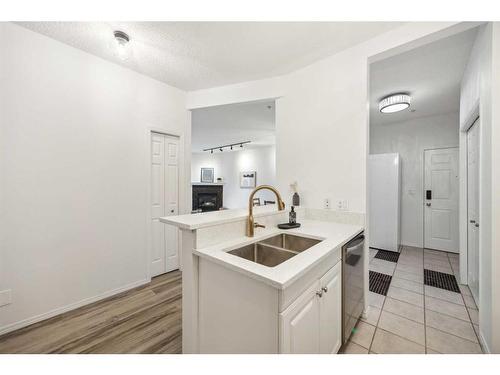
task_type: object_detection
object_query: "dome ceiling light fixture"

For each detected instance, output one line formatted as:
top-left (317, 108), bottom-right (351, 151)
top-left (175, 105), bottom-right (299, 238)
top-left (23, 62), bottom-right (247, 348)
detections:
top-left (113, 30), bottom-right (130, 60)
top-left (379, 93), bottom-right (411, 114)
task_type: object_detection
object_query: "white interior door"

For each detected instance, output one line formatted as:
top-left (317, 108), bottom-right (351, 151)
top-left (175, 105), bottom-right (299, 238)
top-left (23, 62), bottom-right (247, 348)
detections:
top-left (424, 148), bottom-right (459, 252)
top-left (164, 136), bottom-right (180, 272)
top-left (151, 132), bottom-right (179, 277)
top-left (467, 119), bottom-right (480, 305)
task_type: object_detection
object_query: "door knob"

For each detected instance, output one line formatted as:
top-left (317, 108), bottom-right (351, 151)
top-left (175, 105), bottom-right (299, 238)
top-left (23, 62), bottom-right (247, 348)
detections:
top-left (322, 286), bottom-right (328, 293)
top-left (170, 209), bottom-right (175, 213)
top-left (316, 290), bottom-right (323, 298)
top-left (475, 223), bottom-right (479, 228)
top-left (426, 203), bottom-right (431, 207)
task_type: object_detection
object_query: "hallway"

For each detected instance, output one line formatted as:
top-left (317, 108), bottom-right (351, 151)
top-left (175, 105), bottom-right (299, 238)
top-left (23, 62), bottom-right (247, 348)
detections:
top-left (342, 246), bottom-right (481, 354)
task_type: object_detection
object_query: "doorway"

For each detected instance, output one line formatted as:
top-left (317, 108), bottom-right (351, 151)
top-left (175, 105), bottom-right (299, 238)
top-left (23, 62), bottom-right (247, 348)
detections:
top-left (467, 118), bottom-right (480, 305)
top-left (423, 147), bottom-right (459, 252)
top-left (151, 132), bottom-right (180, 277)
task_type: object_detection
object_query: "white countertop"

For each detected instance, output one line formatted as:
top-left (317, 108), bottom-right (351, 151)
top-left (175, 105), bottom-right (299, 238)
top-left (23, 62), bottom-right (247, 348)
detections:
top-left (160, 205), bottom-right (283, 230)
top-left (193, 219), bottom-right (363, 289)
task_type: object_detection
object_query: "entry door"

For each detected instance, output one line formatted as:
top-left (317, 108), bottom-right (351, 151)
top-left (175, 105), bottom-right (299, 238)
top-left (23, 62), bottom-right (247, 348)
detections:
top-left (424, 148), bottom-right (459, 252)
top-left (467, 119), bottom-right (480, 305)
top-left (151, 132), bottom-right (179, 277)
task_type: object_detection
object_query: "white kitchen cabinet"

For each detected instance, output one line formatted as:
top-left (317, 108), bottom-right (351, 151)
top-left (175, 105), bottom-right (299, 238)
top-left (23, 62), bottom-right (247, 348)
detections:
top-left (319, 264), bottom-right (342, 354)
top-left (280, 280), bottom-right (321, 354)
top-left (280, 262), bottom-right (342, 354)
top-left (197, 248), bottom-right (343, 353)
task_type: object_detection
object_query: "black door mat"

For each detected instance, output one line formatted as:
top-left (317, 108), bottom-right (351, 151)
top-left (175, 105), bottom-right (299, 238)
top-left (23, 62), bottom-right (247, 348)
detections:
top-left (374, 249), bottom-right (400, 263)
top-left (424, 269), bottom-right (460, 293)
top-left (369, 271), bottom-right (392, 296)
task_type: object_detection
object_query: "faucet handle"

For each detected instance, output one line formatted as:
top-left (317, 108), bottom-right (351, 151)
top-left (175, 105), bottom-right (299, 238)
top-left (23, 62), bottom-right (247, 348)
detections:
top-left (254, 222), bottom-right (266, 229)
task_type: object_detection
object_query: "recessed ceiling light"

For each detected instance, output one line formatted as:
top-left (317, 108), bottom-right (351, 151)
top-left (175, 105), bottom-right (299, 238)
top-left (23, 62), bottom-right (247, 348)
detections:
top-left (379, 93), bottom-right (411, 114)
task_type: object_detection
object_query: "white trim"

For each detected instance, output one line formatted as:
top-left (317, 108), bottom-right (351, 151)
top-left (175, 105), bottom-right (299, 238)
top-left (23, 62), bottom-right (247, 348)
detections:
top-left (479, 329), bottom-right (490, 353)
top-left (146, 128), bottom-right (183, 279)
top-left (0, 278), bottom-right (150, 336)
top-left (459, 110), bottom-right (480, 286)
top-left (461, 98), bottom-right (480, 132)
top-left (361, 305), bottom-right (370, 320)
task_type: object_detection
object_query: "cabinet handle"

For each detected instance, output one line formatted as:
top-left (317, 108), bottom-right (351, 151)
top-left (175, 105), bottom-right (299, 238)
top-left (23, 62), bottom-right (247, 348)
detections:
top-left (470, 220), bottom-right (476, 223)
top-left (322, 286), bottom-right (328, 293)
top-left (316, 290), bottom-right (323, 298)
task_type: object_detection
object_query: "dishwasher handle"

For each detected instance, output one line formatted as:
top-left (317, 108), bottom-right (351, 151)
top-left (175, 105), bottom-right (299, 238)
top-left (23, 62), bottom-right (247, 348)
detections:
top-left (345, 234), bottom-right (364, 251)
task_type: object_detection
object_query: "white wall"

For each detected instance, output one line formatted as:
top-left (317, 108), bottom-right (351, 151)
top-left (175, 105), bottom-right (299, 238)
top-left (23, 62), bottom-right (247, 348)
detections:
top-left (191, 145), bottom-right (276, 209)
top-left (370, 112), bottom-right (459, 248)
top-left (0, 23), bottom-right (190, 333)
top-left (459, 23), bottom-right (500, 353)
top-left (491, 22), bottom-right (500, 354)
top-left (188, 23), bottom-right (469, 211)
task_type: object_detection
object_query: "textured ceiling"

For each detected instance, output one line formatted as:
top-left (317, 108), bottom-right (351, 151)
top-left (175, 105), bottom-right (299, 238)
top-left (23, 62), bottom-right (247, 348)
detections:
top-left (370, 27), bottom-right (478, 126)
top-left (192, 100), bottom-right (275, 153)
top-left (18, 22), bottom-right (404, 91)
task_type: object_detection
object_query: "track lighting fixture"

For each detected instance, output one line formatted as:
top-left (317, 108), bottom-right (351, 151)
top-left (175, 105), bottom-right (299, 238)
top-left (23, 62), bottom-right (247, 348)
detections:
top-left (203, 141), bottom-right (251, 153)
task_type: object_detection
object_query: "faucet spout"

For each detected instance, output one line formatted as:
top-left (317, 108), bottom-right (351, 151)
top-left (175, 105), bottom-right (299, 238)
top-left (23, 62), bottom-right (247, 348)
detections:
top-left (247, 185), bottom-right (286, 237)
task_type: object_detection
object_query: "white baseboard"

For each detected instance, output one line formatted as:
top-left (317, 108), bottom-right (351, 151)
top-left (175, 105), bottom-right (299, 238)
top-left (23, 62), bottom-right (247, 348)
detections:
top-left (0, 278), bottom-right (150, 336)
top-left (478, 330), bottom-right (491, 353)
top-left (362, 306), bottom-right (370, 319)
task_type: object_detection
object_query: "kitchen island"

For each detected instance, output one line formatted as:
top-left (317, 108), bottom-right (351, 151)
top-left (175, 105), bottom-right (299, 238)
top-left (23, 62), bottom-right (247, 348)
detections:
top-left (161, 206), bottom-right (365, 353)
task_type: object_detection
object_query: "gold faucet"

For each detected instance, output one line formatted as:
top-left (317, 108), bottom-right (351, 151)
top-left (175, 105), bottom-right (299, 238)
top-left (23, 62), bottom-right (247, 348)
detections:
top-left (247, 185), bottom-right (285, 237)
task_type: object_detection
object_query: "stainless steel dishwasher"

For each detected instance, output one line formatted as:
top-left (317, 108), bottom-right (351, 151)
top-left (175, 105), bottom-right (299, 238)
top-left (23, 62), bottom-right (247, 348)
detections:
top-left (342, 232), bottom-right (365, 344)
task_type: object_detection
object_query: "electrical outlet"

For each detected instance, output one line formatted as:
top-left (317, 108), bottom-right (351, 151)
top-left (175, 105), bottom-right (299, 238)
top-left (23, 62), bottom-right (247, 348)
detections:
top-left (324, 198), bottom-right (330, 209)
top-left (0, 290), bottom-right (12, 307)
top-left (336, 200), bottom-right (343, 210)
top-left (342, 200), bottom-right (348, 210)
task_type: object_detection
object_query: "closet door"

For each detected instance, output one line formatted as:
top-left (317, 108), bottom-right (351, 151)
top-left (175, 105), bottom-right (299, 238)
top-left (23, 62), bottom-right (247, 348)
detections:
top-left (164, 135), bottom-right (180, 272)
top-left (151, 133), bottom-right (180, 277)
top-left (151, 133), bottom-right (166, 277)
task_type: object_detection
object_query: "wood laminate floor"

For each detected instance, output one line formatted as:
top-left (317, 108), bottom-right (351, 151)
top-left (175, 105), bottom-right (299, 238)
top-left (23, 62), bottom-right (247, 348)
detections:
top-left (0, 271), bottom-right (182, 354)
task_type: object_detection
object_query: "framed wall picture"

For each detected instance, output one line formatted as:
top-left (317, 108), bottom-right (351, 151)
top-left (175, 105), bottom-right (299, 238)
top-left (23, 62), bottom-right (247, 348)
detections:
top-left (240, 171), bottom-right (256, 188)
top-left (200, 168), bottom-right (214, 183)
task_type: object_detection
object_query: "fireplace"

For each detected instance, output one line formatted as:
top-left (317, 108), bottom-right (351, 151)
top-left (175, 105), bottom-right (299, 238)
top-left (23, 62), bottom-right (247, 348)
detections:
top-left (192, 185), bottom-right (223, 212)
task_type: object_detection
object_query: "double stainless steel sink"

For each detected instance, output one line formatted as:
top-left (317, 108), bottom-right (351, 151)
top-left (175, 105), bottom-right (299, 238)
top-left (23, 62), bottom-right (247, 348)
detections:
top-left (227, 233), bottom-right (322, 267)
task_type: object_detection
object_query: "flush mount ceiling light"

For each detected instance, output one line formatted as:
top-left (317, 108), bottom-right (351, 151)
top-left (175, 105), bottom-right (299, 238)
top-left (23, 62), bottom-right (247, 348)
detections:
top-left (113, 30), bottom-right (130, 60)
top-left (379, 93), bottom-right (411, 114)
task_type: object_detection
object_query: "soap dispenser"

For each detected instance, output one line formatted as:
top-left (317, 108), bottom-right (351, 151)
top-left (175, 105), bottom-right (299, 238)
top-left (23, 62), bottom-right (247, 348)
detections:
top-left (289, 206), bottom-right (297, 224)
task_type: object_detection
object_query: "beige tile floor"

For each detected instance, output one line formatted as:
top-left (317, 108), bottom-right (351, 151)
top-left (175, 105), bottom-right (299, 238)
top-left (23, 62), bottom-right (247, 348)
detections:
top-left (341, 246), bottom-right (483, 354)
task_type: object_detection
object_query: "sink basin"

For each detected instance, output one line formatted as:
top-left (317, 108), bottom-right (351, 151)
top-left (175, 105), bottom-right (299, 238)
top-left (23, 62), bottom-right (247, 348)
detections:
top-left (260, 233), bottom-right (322, 253)
top-left (227, 234), bottom-right (322, 267)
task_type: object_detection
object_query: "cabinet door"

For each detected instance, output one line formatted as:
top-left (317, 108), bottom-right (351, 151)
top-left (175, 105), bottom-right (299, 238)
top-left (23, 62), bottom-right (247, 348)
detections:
top-left (319, 262), bottom-right (342, 354)
top-left (280, 280), bottom-right (320, 354)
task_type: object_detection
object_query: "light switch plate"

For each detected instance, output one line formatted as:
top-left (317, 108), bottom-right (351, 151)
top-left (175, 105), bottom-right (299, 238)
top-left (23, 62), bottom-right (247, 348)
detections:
top-left (0, 290), bottom-right (12, 307)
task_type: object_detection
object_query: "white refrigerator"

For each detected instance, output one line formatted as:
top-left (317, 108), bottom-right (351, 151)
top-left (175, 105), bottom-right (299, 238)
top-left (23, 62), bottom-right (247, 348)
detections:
top-left (368, 153), bottom-right (401, 252)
